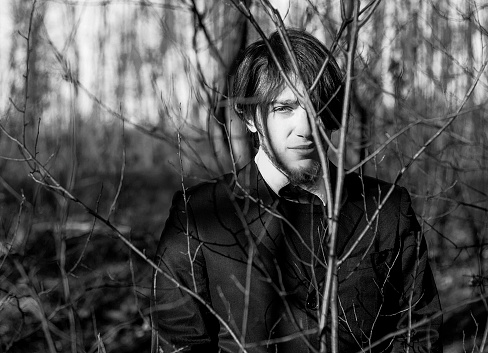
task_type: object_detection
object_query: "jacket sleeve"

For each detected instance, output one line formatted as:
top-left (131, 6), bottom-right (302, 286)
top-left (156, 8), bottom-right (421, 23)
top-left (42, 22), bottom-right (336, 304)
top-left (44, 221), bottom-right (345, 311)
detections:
top-left (392, 188), bottom-right (442, 353)
top-left (151, 190), bottom-right (220, 353)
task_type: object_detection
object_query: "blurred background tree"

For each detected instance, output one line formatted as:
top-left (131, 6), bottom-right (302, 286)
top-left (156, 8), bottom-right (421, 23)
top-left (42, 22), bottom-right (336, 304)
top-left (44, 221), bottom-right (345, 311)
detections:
top-left (0, 0), bottom-right (487, 352)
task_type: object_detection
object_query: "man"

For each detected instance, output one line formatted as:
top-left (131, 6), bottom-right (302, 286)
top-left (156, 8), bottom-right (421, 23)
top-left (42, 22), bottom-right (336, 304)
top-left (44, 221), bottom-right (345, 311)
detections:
top-left (152, 29), bottom-right (442, 353)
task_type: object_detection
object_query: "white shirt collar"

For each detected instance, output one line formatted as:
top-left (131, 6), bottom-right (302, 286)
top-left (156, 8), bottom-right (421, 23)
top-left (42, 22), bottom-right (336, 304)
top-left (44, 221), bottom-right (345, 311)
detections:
top-left (254, 147), bottom-right (327, 205)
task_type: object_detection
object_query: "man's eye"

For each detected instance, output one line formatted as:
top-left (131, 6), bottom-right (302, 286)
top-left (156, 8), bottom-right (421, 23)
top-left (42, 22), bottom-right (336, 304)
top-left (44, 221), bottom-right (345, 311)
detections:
top-left (273, 105), bottom-right (293, 113)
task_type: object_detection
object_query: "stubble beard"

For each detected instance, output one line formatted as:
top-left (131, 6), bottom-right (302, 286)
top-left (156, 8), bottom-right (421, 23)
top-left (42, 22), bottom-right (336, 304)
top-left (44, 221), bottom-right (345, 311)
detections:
top-left (285, 160), bottom-right (322, 187)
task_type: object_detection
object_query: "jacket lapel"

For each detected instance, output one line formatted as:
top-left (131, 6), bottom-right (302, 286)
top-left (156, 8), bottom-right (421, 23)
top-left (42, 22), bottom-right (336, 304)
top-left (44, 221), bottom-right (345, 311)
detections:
top-left (232, 162), bottom-right (283, 254)
top-left (335, 172), bottom-right (368, 258)
top-left (319, 164), bottom-right (365, 257)
top-left (336, 199), bottom-right (364, 256)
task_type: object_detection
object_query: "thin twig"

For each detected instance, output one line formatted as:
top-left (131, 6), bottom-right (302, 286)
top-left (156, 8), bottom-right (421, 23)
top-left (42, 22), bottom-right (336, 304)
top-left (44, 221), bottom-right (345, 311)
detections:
top-left (68, 185), bottom-right (103, 274)
top-left (21, 0), bottom-right (38, 148)
top-left (0, 192), bottom-right (26, 270)
top-left (13, 259), bottom-right (58, 353)
top-left (108, 116), bottom-right (126, 220)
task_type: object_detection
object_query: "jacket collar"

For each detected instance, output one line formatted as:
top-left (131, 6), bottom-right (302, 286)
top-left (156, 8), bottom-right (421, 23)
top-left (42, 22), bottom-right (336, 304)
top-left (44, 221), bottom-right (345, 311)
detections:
top-left (233, 160), bottom-right (351, 205)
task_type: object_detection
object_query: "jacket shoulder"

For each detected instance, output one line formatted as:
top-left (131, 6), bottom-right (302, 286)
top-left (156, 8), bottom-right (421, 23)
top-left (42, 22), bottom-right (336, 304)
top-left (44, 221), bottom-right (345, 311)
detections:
top-left (344, 171), bottom-right (407, 205)
top-left (343, 171), bottom-right (417, 227)
top-left (173, 172), bottom-right (235, 205)
top-left (157, 173), bottom-right (235, 255)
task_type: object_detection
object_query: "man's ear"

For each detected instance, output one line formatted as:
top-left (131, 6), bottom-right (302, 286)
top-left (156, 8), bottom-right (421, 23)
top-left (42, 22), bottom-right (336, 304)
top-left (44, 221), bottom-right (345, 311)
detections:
top-left (246, 109), bottom-right (263, 133)
top-left (246, 118), bottom-right (257, 133)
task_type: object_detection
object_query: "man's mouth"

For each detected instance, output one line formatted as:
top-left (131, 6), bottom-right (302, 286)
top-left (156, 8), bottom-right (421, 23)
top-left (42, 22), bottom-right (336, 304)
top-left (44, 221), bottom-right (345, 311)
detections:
top-left (289, 144), bottom-right (316, 153)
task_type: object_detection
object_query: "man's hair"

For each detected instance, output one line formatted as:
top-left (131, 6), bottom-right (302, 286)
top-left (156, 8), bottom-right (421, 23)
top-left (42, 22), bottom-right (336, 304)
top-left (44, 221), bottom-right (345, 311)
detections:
top-left (232, 28), bottom-right (344, 132)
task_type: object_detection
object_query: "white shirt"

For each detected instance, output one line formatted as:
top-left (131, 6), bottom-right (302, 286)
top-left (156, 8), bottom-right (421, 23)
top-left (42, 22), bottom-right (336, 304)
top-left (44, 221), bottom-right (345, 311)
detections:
top-left (254, 147), bottom-right (327, 205)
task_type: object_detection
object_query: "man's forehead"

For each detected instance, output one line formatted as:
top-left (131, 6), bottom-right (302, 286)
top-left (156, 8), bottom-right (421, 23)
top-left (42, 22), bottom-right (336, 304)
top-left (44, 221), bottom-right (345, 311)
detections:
top-left (272, 83), bottom-right (304, 103)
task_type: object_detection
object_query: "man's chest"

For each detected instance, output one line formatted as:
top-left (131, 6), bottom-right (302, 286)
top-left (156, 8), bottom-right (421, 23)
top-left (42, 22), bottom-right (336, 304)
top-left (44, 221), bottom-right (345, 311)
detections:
top-left (197, 200), bottom-right (400, 352)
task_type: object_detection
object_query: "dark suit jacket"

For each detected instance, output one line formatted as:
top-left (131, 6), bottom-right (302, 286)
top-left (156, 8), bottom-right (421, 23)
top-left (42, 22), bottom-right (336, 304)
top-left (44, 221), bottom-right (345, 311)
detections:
top-left (152, 162), bottom-right (442, 353)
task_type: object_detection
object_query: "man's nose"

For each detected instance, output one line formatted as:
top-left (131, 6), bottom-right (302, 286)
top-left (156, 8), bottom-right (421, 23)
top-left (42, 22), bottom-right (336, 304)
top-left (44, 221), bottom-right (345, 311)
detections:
top-left (295, 106), bottom-right (312, 138)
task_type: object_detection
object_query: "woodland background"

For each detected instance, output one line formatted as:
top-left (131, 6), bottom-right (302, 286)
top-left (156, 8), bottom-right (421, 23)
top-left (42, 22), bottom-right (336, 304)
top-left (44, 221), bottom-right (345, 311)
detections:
top-left (0, 0), bottom-right (487, 352)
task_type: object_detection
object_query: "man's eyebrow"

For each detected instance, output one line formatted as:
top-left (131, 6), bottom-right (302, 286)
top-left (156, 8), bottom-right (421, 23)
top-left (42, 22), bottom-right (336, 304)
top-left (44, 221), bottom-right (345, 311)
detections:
top-left (271, 99), bottom-right (299, 105)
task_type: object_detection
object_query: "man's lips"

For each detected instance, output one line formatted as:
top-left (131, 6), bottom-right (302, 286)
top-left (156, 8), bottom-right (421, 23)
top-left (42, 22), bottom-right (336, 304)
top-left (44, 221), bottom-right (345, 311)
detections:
top-left (288, 144), bottom-right (316, 154)
top-left (289, 144), bottom-right (315, 150)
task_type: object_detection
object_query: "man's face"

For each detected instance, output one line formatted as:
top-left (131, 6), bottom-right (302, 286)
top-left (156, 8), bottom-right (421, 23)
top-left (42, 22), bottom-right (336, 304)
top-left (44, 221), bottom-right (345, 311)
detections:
top-left (250, 83), bottom-right (327, 186)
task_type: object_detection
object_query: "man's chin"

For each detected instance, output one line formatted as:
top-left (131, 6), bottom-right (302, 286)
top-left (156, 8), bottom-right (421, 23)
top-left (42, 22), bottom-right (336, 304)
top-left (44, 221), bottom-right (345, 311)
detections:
top-left (286, 162), bottom-right (321, 186)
